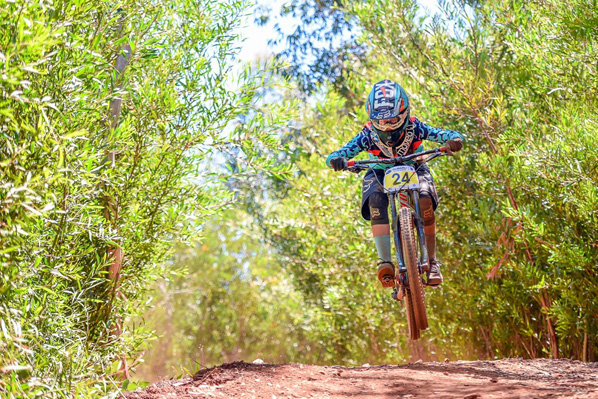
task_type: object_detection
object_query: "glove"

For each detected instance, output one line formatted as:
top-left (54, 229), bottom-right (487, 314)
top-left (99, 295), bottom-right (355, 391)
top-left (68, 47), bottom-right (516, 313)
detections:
top-left (330, 157), bottom-right (348, 171)
top-left (446, 138), bottom-right (463, 153)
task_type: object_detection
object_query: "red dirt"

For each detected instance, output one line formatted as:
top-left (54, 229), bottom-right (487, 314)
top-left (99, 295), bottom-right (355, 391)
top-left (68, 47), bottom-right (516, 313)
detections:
top-left (125, 358), bottom-right (598, 399)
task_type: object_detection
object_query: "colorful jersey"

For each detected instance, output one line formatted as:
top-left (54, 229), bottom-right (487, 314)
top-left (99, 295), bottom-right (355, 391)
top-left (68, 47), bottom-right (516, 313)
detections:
top-left (326, 117), bottom-right (464, 170)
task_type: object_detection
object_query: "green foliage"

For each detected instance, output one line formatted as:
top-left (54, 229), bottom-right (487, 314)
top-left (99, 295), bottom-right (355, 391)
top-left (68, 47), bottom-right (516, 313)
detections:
top-left (0, 0), bottom-right (292, 397)
top-left (7, 0), bottom-right (594, 391)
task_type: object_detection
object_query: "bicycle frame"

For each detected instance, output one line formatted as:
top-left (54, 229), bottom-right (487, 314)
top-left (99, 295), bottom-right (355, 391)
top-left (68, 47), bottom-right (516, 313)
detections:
top-left (346, 146), bottom-right (449, 287)
top-left (343, 146), bottom-right (451, 338)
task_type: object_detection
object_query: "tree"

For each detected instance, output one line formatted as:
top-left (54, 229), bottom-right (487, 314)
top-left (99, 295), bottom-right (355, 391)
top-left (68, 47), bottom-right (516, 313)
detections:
top-left (0, 0), bottom-right (292, 396)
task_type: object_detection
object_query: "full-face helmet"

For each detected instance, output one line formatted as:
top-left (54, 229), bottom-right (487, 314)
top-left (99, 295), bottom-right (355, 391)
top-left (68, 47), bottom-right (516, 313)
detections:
top-left (365, 79), bottom-right (410, 147)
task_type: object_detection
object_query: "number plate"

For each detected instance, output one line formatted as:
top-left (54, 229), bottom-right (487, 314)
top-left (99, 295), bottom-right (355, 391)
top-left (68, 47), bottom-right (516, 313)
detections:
top-left (384, 166), bottom-right (419, 192)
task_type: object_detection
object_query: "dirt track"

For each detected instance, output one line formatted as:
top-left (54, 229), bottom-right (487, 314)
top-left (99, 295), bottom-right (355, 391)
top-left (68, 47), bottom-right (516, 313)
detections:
top-left (126, 358), bottom-right (598, 399)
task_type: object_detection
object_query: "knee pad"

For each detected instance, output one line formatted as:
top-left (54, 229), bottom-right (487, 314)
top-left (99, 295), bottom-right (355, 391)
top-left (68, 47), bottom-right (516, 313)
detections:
top-left (420, 195), bottom-right (435, 227)
top-left (369, 192), bottom-right (389, 225)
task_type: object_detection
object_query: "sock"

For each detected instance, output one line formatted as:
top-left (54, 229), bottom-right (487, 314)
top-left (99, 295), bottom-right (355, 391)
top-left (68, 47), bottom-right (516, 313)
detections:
top-left (374, 235), bottom-right (392, 262)
top-left (425, 233), bottom-right (436, 261)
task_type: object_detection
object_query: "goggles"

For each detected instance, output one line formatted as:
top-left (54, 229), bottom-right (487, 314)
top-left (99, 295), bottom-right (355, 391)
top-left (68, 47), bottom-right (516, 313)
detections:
top-left (371, 111), bottom-right (408, 132)
top-left (372, 117), bottom-right (401, 132)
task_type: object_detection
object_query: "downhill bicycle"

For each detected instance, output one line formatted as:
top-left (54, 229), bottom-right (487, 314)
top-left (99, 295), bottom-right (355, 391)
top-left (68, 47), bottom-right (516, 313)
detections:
top-left (345, 146), bottom-right (451, 340)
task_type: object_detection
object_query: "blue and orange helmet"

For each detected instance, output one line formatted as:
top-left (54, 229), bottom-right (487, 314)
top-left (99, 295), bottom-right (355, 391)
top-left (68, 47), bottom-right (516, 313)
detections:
top-left (365, 79), bottom-right (410, 147)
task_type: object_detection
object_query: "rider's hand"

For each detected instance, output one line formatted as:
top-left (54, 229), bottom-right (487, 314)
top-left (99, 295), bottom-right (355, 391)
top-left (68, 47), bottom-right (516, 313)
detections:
top-left (446, 138), bottom-right (463, 153)
top-left (330, 157), bottom-right (348, 171)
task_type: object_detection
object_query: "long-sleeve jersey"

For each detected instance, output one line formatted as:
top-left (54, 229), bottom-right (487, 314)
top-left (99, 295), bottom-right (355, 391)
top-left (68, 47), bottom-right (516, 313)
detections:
top-left (326, 117), bottom-right (464, 170)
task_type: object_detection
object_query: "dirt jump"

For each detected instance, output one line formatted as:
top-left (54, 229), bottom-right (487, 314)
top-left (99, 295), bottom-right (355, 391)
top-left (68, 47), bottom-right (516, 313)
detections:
top-left (126, 358), bottom-right (598, 399)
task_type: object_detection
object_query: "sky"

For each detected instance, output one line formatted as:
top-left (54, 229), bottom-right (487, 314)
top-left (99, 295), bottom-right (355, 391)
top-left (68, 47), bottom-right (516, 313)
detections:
top-left (237, 0), bottom-right (443, 63)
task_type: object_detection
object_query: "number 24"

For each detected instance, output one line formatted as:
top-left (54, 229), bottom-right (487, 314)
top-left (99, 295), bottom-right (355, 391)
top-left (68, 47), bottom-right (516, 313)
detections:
top-left (392, 172), bottom-right (412, 185)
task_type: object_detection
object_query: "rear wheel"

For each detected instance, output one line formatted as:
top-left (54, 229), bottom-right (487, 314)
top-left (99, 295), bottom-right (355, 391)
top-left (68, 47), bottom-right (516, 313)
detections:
top-left (400, 207), bottom-right (428, 336)
top-left (404, 286), bottom-right (420, 340)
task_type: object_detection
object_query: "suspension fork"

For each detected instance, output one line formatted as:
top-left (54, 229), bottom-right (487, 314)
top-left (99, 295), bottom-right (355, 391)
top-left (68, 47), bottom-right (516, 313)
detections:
top-left (389, 192), bottom-right (406, 273)
top-left (411, 190), bottom-right (429, 268)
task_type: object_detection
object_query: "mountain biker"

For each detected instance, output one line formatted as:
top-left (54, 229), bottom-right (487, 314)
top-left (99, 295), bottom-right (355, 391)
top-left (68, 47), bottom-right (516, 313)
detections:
top-left (326, 79), bottom-right (463, 288)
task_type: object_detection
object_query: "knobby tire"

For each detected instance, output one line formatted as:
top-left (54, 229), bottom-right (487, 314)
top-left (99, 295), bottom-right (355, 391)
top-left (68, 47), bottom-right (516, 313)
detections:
top-left (400, 207), bottom-right (428, 338)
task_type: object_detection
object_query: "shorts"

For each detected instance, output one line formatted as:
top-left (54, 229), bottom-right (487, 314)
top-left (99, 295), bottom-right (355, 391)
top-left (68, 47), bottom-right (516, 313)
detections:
top-left (360, 164), bottom-right (439, 221)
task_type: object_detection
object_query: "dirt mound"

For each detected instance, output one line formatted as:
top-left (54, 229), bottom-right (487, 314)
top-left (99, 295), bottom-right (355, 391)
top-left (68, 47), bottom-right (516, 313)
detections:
top-left (125, 358), bottom-right (598, 398)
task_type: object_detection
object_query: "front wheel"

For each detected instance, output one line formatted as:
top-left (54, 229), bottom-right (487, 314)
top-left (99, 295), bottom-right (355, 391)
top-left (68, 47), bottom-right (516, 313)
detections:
top-left (399, 207), bottom-right (428, 336)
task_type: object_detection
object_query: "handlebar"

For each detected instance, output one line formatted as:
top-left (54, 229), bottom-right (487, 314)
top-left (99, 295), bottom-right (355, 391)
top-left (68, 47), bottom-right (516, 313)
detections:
top-left (346, 146), bottom-right (450, 170)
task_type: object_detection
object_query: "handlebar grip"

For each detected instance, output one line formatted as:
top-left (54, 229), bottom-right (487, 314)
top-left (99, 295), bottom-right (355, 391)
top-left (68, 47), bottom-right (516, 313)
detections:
top-left (439, 146), bottom-right (448, 153)
top-left (347, 161), bottom-right (355, 167)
